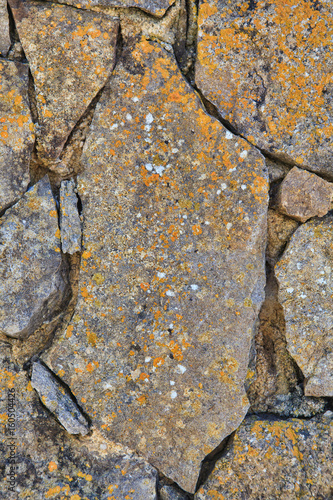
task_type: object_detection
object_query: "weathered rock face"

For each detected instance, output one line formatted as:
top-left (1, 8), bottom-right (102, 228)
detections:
top-left (0, 346), bottom-right (158, 500)
top-left (266, 209), bottom-right (299, 265)
top-left (0, 176), bottom-right (70, 339)
top-left (10, 0), bottom-right (118, 163)
top-left (0, 60), bottom-right (34, 213)
top-left (59, 178), bottom-right (82, 254)
top-left (276, 166), bottom-right (333, 222)
top-left (0, 0), bottom-right (11, 56)
top-left (276, 216), bottom-right (333, 397)
top-left (196, 0), bottom-right (333, 178)
top-left (43, 38), bottom-right (268, 492)
top-left (52, 0), bottom-right (174, 17)
top-left (195, 414), bottom-right (333, 500)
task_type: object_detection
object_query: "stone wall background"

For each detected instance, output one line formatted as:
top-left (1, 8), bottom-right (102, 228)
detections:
top-left (0, 0), bottom-right (332, 498)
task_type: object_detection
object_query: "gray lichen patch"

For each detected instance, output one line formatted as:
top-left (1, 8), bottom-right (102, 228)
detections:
top-left (0, 175), bottom-right (70, 339)
top-left (60, 179), bottom-right (82, 254)
top-left (31, 361), bottom-right (90, 436)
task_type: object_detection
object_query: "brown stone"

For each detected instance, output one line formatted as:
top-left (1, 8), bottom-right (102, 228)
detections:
top-left (276, 166), bottom-right (333, 222)
top-left (0, 60), bottom-right (34, 213)
top-left (48, 0), bottom-right (175, 17)
top-left (276, 215), bottom-right (333, 397)
top-left (195, 415), bottom-right (333, 500)
top-left (266, 209), bottom-right (299, 265)
top-left (0, 345), bottom-right (158, 499)
top-left (0, 0), bottom-right (11, 56)
top-left (0, 176), bottom-right (70, 339)
top-left (43, 38), bottom-right (268, 492)
top-left (196, 0), bottom-right (333, 178)
top-left (9, 0), bottom-right (118, 163)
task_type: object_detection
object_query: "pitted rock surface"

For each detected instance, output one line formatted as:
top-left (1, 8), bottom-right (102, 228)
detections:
top-left (196, 0), bottom-right (333, 178)
top-left (276, 215), bottom-right (333, 397)
top-left (0, 0), bottom-right (11, 56)
top-left (10, 0), bottom-right (118, 163)
top-left (43, 38), bottom-right (268, 492)
top-left (0, 176), bottom-right (69, 339)
top-left (276, 166), bottom-right (333, 222)
top-left (0, 60), bottom-right (34, 213)
top-left (195, 415), bottom-right (333, 500)
top-left (0, 346), bottom-right (158, 500)
top-left (51, 0), bottom-right (175, 17)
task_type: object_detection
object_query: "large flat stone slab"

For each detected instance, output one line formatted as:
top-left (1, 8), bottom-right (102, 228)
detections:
top-left (0, 345), bottom-right (158, 500)
top-left (0, 60), bottom-right (34, 213)
top-left (195, 414), bottom-right (333, 499)
top-left (10, 0), bottom-right (118, 163)
top-left (44, 38), bottom-right (268, 492)
top-left (196, 0), bottom-right (333, 178)
top-left (0, 176), bottom-right (70, 339)
top-left (276, 216), bottom-right (333, 397)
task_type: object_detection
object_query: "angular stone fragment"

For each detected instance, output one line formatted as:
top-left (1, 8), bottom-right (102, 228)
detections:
top-left (266, 209), bottom-right (299, 265)
top-left (50, 0), bottom-right (174, 17)
top-left (196, 0), bottom-right (333, 178)
top-left (0, 347), bottom-right (158, 500)
top-left (0, 60), bottom-right (34, 213)
top-left (276, 216), bottom-right (333, 397)
top-left (31, 361), bottom-right (90, 435)
top-left (43, 39), bottom-right (268, 492)
top-left (160, 485), bottom-right (189, 500)
top-left (276, 166), bottom-right (333, 222)
top-left (195, 415), bottom-right (333, 500)
top-left (60, 178), bottom-right (82, 254)
top-left (9, 0), bottom-right (118, 163)
top-left (0, 176), bottom-right (69, 339)
top-left (0, 0), bottom-right (11, 56)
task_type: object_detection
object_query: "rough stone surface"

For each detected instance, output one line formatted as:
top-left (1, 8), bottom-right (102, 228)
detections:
top-left (0, 345), bottom-right (158, 499)
top-left (10, 0), bottom-right (118, 163)
top-left (196, 0), bottom-right (333, 178)
top-left (53, 0), bottom-right (174, 17)
top-left (266, 209), bottom-right (299, 265)
top-left (0, 60), bottom-right (34, 213)
top-left (276, 215), bottom-right (333, 397)
top-left (0, 0), bottom-right (11, 56)
top-left (0, 176), bottom-right (70, 339)
top-left (195, 415), bottom-right (333, 500)
top-left (276, 166), bottom-right (333, 222)
top-left (60, 178), bottom-right (82, 254)
top-left (31, 361), bottom-right (90, 436)
top-left (43, 38), bottom-right (268, 493)
top-left (160, 485), bottom-right (189, 500)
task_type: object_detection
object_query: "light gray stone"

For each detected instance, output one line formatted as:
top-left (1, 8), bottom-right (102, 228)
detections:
top-left (31, 361), bottom-right (90, 436)
top-left (0, 0), bottom-right (11, 56)
top-left (195, 415), bottom-right (333, 500)
top-left (0, 60), bottom-right (34, 213)
top-left (60, 179), bottom-right (82, 254)
top-left (43, 38), bottom-right (268, 493)
top-left (10, 0), bottom-right (119, 163)
top-left (0, 176), bottom-right (70, 339)
top-left (276, 215), bottom-right (333, 397)
top-left (276, 166), bottom-right (333, 222)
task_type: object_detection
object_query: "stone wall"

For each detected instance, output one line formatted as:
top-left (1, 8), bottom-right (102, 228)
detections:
top-left (0, 0), bottom-right (332, 498)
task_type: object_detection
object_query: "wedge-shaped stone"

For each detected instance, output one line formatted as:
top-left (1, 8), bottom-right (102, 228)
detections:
top-left (196, 0), bottom-right (333, 178)
top-left (0, 0), bottom-right (11, 56)
top-left (9, 0), bottom-right (118, 163)
top-left (0, 176), bottom-right (70, 339)
top-left (48, 0), bottom-right (174, 17)
top-left (43, 39), bottom-right (268, 492)
top-left (195, 415), bottom-right (333, 499)
top-left (276, 167), bottom-right (333, 222)
top-left (0, 346), bottom-right (158, 500)
top-left (0, 60), bottom-right (34, 213)
top-left (31, 361), bottom-right (90, 436)
top-left (276, 216), bottom-right (333, 396)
